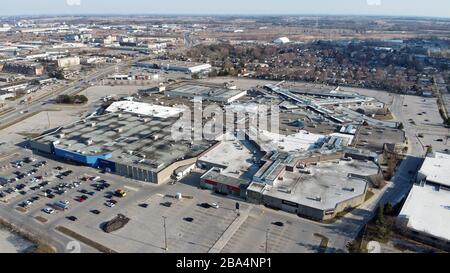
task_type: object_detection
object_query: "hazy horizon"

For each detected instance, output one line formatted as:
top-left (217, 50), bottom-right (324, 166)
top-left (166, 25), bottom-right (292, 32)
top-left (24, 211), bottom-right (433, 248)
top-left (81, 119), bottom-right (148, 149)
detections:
top-left (0, 0), bottom-right (449, 19)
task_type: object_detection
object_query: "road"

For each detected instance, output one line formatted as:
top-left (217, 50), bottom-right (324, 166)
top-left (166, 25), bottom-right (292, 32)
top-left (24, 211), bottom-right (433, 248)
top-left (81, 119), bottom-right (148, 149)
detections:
top-left (0, 57), bottom-right (145, 127)
top-left (325, 155), bottom-right (423, 252)
top-left (390, 95), bottom-right (425, 156)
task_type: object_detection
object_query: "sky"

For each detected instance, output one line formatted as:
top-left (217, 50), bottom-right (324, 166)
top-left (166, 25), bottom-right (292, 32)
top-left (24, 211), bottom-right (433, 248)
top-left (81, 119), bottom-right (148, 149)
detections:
top-left (0, 0), bottom-right (449, 18)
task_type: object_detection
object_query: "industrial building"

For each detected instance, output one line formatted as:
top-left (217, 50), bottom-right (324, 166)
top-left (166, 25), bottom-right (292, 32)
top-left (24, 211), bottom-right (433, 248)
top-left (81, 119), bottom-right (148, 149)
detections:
top-left (165, 83), bottom-right (247, 104)
top-left (397, 152), bottom-right (450, 251)
top-left (135, 60), bottom-right (212, 74)
top-left (28, 101), bottom-right (218, 184)
top-left (1, 61), bottom-right (45, 76)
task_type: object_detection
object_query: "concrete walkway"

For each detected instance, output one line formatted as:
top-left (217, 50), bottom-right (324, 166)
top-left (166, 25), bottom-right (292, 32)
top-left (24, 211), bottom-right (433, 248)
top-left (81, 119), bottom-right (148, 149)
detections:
top-left (208, 205), bottom-right (252, 253)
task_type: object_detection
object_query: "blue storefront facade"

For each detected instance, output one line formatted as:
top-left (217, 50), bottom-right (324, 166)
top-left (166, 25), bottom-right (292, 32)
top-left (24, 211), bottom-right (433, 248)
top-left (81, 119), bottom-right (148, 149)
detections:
top-left (53, 147), bottom-right (112, 167)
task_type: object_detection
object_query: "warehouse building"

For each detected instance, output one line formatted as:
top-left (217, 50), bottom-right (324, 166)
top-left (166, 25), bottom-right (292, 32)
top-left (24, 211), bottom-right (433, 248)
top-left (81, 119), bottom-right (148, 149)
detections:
top-left (29, 102), bottom-right (218, 184)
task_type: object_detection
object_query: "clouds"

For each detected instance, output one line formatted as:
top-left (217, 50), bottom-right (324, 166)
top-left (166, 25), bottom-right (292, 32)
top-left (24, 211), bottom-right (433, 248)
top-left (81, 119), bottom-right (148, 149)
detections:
top-left (0, 0), bottom-right (448, 18)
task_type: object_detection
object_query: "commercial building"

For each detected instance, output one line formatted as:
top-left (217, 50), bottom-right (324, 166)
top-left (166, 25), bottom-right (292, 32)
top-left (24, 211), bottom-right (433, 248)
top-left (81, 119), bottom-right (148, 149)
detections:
top-left (397, 152), bottom-right (450, 251)
top-left (136, 60), bottom-right (212, 74)
top-left (29, 101), bottom-right (218, 184)
top-left (397, 184), bottom-right (450, 251)
top-left (274, 37), bottom-right (291, 44)
top-left (196, 128), bottom-right (379, 221)
top-left (247, 154), bottom-right (379, 221)
top-left (165, 83), bottom-right (247, 104)
top-left (416, 152), bottom-right (450, 187)
top-left (56, 56), bottom-right (81, 68)
top-left (198, 133), bottom-right (264, 198)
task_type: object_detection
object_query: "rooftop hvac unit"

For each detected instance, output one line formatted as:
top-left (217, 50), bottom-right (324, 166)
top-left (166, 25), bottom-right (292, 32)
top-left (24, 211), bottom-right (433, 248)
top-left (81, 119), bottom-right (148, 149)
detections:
top-left (91, 122), bottom-right (96, 127)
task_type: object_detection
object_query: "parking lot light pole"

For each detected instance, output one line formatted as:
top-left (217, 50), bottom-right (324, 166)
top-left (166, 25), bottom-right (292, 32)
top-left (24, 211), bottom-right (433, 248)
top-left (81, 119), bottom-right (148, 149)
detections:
top-left (163, 216), bottom-right (168, 252)
top-left (265, 229), bottom-right (269, 253)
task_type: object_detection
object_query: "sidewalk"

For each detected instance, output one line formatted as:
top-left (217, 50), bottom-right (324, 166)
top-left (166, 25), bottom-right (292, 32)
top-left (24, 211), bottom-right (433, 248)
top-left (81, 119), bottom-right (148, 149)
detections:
top-left (208, 205), bottom-right (252, 253)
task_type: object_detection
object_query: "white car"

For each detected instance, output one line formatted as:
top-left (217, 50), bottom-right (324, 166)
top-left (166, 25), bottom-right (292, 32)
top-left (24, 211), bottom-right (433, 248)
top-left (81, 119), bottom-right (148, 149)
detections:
top-left (43, 207), bottom-right (55, 214)
top-left (105, 202), bottom-right (115, 208)
top-left (59, 200), bottom-right (70, 205)
top-left (211, 203), bottom-right (220, 209)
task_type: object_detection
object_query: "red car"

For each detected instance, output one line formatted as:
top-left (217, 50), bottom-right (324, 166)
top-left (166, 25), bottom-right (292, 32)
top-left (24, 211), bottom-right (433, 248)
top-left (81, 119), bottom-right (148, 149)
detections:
top-left (77, 196), bottom-right (87, 202)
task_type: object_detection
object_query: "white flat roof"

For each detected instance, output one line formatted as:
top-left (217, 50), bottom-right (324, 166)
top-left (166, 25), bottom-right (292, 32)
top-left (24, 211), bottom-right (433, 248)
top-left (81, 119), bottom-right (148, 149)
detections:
top-left (419, 152), bottom-right (450, 187)
top-left (105, 101), bottom-right (184, 119)
top-left (257, 130), bottom-right (325, 152)
top-left (263, 159), bottom-right (374, 210)
top-left (399, 184), bottom-right (450, 241)
top-left (198, 133), bottom-right (263, 180)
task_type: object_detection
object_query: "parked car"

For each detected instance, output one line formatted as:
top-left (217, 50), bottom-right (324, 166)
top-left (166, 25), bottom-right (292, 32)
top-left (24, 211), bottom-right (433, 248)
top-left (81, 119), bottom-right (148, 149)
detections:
top-left (105, 201), bottom-right (115, 208)
top-left (161, 201), bottom-right (172, 207)
top-left (67, 216), bottom-right (77, 222)
top-left (43, 207), bottom-right (55, 214)
top-left (272, 221), bottom-right (284, 227)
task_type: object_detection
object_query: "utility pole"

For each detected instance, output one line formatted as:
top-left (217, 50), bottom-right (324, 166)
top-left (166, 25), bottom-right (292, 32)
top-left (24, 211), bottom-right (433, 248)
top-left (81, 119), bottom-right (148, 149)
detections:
top-left (163, 216), bottom-right (168, 252)
top-left (265, 229), bottom-right (269, 253)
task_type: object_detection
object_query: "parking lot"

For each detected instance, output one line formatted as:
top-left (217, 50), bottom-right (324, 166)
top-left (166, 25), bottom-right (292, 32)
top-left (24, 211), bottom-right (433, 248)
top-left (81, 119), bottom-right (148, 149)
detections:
top-left (0, 151), bottom-right (333, 253)
top-left (398, 95), bottom-right (449, 154)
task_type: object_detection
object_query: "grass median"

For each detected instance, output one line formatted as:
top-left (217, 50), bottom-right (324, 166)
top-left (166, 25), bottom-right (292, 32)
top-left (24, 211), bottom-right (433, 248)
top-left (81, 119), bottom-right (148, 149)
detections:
top-left (56, 226), bottom-right (116, 253)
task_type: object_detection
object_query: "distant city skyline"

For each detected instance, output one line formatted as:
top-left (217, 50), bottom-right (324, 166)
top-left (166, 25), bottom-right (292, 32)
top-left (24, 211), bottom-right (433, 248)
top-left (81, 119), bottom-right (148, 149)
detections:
top-left (0, 0), bottom-right (449, 18)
